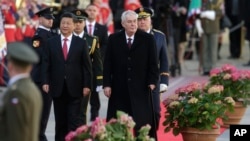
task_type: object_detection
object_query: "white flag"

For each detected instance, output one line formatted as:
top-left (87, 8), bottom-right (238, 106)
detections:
top-left (0, 10), bottom-right (7, 60)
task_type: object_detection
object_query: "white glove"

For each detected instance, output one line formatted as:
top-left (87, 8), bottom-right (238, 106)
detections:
top-left (160, 84), bottom-right (168, 93)
top-left (96, 85), bottom-right (103, 92)
top-left (200, 10), bottom-right (215, 20)
top-left (195, 19), bottom-right (204, 37)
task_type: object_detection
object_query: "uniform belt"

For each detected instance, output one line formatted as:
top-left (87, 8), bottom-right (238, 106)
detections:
top-left (4, 24), bottom-right (16, 29)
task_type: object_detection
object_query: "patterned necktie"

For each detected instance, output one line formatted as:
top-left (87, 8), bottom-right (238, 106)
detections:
top-left (127, 38), bottom-right (132, 49)
top-left (62, 38), bottom-right (68, 60)
top-left (88, 24), bottom-right (92, 35)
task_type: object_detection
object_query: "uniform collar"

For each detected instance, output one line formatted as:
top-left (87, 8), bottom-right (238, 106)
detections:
top-left (8, 73), bottom-right (30, 86)
top-left (38, 25), bottom-right (50, 31)
top-left (73, 31), bottom-right (85, 38)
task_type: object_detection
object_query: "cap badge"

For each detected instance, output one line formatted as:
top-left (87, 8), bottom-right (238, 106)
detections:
top-left (76, 10), bottom-right (81, 16)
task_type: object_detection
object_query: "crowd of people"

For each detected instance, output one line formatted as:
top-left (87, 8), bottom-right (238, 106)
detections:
top-left (1, 0), bottom-right (250, 141)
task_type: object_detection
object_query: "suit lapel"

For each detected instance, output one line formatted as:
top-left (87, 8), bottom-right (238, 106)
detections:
top-left (130, 31), bottom-right (140, 51)
top-left (120, 31), bottom-right (130, 51)
top-left (67, 36), bottom-right (76, 60)
top-left (93, 24), bottom-right (97, 35)
top-left (55, 36), bottom-right (65, 60)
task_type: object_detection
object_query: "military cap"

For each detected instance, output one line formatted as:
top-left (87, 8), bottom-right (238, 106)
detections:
top-left (134, 7), bottom-right (154, 19)
top-left (71, 9), bottom-right (88, 20)
top-left (35, 7), bottom-right (54, 19)
top-left (7, 42), bottom-right (39, 64)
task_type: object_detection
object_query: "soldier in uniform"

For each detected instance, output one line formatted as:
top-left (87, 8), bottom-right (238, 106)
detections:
top-left (135, 7), bottom-right (169, 130)
top-left (31, 7), bottom-right (56, 141)
top-left (72, 9), bottom-right (103, 123)
top-left (0, 42), bottom-right (41, 141)
top-left (199, 0), bottom-right (223, 75)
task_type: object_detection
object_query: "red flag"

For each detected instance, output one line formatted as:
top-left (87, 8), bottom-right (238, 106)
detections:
top-left (95, 0), bottom-right (114, 34)
top-left (124, 0), bottom-right (142, 11)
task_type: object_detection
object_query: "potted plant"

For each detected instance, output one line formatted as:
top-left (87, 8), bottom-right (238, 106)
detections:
top-left (65, 111), bottom-right (155, 141)
top-left (209, 64), bottom-right (250, 106)
top-left (209, 64), bottom-right (250, 127)
top-left (163, 82), bottom-right (235, 141)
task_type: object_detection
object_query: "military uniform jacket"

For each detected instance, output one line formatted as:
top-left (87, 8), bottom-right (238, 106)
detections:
top-left (84, 23), bottom-right (108, 60)
top-left (150, 29), bottom-right (169, 85)
top-left (0, 77), bottom-right (42, 141)
top-left (82, 33), bottom-right (103, 86)
top-left (201, 0), bottom-right (223, 34)
top-left (31, 27), bottom-right (56, 84)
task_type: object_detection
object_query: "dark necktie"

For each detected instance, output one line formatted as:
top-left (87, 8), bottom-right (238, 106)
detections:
top-left (62, 38), bottom-right (68, 60)
top-left (127, 38), bottom-right (132, 49)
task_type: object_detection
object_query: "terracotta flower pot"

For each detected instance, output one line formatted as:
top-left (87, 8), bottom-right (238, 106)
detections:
top-left (181, 127), bottom-right (220, 141)
top-left (222, 101), bottom-right (247, 128)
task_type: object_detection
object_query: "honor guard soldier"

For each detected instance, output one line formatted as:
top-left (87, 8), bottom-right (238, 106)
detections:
top-left (135, 7), bottom-right (169, 130)
top-left (31, 7), bottom-right (57, 141)
top-left (0, 42), bottom-right (42, 141)
top-left (72, 9), bottom-right (103, 123)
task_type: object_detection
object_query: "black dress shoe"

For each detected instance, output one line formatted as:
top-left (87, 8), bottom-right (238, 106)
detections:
top-left (202, 72), bottom-right (210, 76)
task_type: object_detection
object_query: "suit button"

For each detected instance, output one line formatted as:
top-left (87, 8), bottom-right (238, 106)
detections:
top-left (128, 67), bottom-right (131, 71)
top-left (128, 78), bottom-right (131, 81)
top-left (128, 57), bottom-right (131, 60)
top-left (64, 76), bottom-right (67, 79)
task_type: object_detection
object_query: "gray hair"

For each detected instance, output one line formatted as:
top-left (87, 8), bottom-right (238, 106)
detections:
top-left (121, 10), bottom-right (138, 23)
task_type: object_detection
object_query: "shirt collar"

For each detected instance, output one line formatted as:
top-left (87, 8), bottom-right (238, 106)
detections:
top-left (125, 34), bottom-right (135, 41)
top-left (86, 20), bottom-right (96, 27)
top-left (61, 34), bottom-right (73, 41)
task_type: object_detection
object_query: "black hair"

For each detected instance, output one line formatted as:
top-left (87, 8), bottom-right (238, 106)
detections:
top-left (59, 12), bottom-right (78, 23)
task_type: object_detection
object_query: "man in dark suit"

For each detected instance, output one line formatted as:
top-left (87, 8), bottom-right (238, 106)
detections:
top-left (135, 7), bottom-right (169, 130)
top-left (103, 10), bottom-right (159, 139)
top-left (31, 7), bottom-right (57, 141)
top-left (225, 0), bottom-right (245, 59)
top-left (72, 9), bottom-right (103, 123)
top-left (42, 12), bottom-right (92, 141)
top-left (85, 4), bottom-right (108, 121)
top-left (0, 42), bottom-right (42, 141)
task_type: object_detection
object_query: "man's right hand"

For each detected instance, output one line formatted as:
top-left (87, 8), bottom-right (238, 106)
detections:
top-left (104, 87), bottom-right (111, 98)
top-left (42, 84), bottom-right (49, 93)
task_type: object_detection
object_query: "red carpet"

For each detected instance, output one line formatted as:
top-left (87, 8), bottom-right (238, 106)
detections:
top-left (157, 103), bottom-right (226, 141)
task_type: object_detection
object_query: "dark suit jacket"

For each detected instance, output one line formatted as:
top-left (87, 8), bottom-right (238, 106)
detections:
top-left (0, 77), bottom-right (42, 141)
top-left (42, 35), bottom-right (92, 97)
top-left (84, 22), bottom-right (108, 60)
top-left (103, 29), bottom-right (159, 130)
top-left (225, 0), bottom-right (245, 21)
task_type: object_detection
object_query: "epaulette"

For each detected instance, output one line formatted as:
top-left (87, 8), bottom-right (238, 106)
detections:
top-left (152, 29), bottom-right (164, 35)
